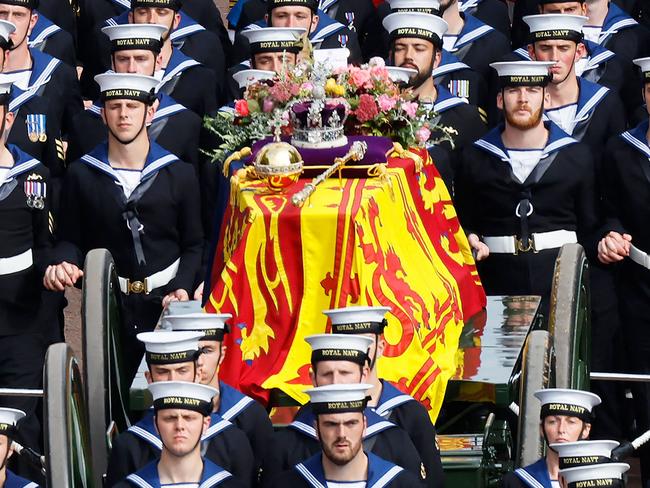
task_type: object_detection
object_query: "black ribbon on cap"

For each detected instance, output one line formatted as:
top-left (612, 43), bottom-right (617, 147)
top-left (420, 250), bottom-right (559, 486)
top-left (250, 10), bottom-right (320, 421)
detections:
top-left (153, 396), bottom-right (212, 416)
top-left (331, 319), bottom-right (387, 334)
top-left (311, 396), bottom-right (369, 415)
top-left (131, 0), bottom-right (182, 10)
top-left (268, 0), bottom-right (318, 13)
top-left (393, 6), bottom-right (439, 14)
top-left (530, 29), bottom-right (583, 43)
top-left (101, 88), bottom-right (157, 105)
top-left (567, 479), bottom-right (623, 488)
top-left (146, 348), bottom-right (199, 365)
top-left (559, 455), bottom-right (611, 470)
top-left (110, 37), bottom-right (162, 54)
top-left (540, 402), bottom-right (593, 422)
top-left (193, 325), bottom-right (229, 341)
top-left (311, 348), bottom-right (368, 365)
top-left (0, 423), bottom-right (16, 439)
top-left (250, 39), bottom-right (301, 55)
top-left (0, 0), bottom-right (38, 10)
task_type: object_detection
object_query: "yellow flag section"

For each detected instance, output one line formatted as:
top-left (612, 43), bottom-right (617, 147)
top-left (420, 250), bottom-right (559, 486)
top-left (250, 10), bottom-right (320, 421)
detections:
top-left (207, 147), bottom-right (486, 422)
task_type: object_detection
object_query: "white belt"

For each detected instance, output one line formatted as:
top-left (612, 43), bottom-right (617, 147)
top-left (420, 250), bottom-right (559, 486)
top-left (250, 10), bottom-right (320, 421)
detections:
top-left (0, 248), bottom-right (33, 275)
top-left (483, 230), bottom-right (577, 254)
top-left (118, 258), bottom-right (180, 295)
top-left (629, 245), bottom-right (650, 269)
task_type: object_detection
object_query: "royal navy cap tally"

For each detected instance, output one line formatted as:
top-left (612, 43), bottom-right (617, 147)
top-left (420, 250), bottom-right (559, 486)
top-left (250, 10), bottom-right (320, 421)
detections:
top-left (305, 334), bottom-right (373, 365)
top-left (267, 0), bottom-right (318, 13)
top-left (560, 463), bottom-right (629, 488)
top-left (634, 57), bottom-right (650, 81)
top-left (306, 383), bottom-right (373, 415)
top-left (490, 61), bottom-right (554, 87)
top-left (0, 0), bottom-right (38, 11)
top-left (550, 440), bottom-right (619, 470)
top-left (383, 12), bottom-right (448, 47)
top-left (95, 72), bottom-right (159, 104)
top-left (0, 20), bottom-right (15, 48)
top-left (233, 69), bottom-right (275, 89)
top-left (137, 330), bottom-right (204, 364)
top-left (149, 381), bottom-right (218, 416)
top-left (534, 388), bottom-right (601, 422)
top-left (386, 66), bottom-right (417, 84)
top-left (389, 0), bottom-right (441, 14)
top-left (242, 27), bottom-right (305, 55)
top-left (131, 0), bottom-right (182, 12)
top-left (523, 14), bottom-right (587, 43)
top-left (101, 24), bottom-right (166, 53)
top-left (164, 312), bottom-right (232, 341)
top-left (0, 408), bottom-right (24, 439)
top-left (323, 306), bottom-right (391, 334)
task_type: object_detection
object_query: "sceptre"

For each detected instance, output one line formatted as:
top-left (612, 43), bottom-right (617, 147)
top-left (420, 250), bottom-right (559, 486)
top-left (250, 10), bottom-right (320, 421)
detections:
top-left (291, 141), bottom-right (367, 207)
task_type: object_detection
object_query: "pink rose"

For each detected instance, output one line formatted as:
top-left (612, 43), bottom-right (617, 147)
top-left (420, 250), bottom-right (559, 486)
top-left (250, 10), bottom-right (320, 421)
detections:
top-left (416, 126), bottom-right (431, 144)
top-left (301, 82), bottom-right (314, 92)
top-left (377, 94), bottom-right (397, 112)
top-left (350, 67), bottom-right (372, 89)
top-left (401, 101), bottom-right (418, 118)
top-left (355, 93), bottom-right (379, 122)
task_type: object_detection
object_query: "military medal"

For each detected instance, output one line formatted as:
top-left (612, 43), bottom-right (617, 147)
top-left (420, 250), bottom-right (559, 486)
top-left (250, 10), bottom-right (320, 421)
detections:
top-left (345, 12), bottom-right (355, 31)
top-left (26, 114), bottom-right (47, 143)
top-left (24, 173), bottom-right (46, 209)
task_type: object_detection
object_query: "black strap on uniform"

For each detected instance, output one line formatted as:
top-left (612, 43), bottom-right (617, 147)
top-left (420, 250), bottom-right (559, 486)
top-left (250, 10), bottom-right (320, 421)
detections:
top-left (120, 173), bottom-right (159, 266)
top-left (517, 189), bottom-right (533, 250)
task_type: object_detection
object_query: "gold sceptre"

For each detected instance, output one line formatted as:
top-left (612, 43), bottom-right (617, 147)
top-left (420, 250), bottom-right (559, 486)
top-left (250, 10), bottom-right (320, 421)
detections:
top-left (291, 140), bottom-right (368, 207)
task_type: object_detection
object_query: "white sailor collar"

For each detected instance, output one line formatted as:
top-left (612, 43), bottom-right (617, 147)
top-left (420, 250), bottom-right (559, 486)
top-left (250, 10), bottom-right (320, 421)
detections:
top-left (446, 13), bottom-right (493, 52)
top-left (295, 452), bottom-right (404, 488)
top-left (514, 458), bottom-right (553, 488)
top-left (513, 42), bottom-right (615, 73)
top-left (28, 13), bottom-right (61, 47)
top-left (80, 141), bottom-right (180, 183)
top-left (599, 2), bottom-right (638, 45)
top-left (430, 84), bottom-right (468, 113)
top-left (216, 381), bottom-right (255, 422)
top-left (4, 470), bottom-right (40, 488)
top-left (473, 121), bottom-right (577, 163)
top-left (25, 48), bottom-right (61, 93)
top-left (541, 77), bottom-right (609, 129)
top-left (620, 119), bottom-right (650, 159)
top-left (126, 458), bottom-right (233, 488)
top-left (289, 405), bottom-right (397, 440)
top-left (158, 49), bottom-right (201, 90)
top-left (127, 409), bottom-right (234, 450)
top-left (433, 49), bottom-right (471, 79)
top-left (0, 144), bottom-right (41, 186)
top-left (8, 84), bottom-right (40, 113)
top-left (373, 380), bottom-right (414, 418)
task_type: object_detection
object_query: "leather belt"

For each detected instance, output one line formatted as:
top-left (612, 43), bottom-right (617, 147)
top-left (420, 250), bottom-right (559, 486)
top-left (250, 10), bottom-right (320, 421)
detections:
top-left (629, 245), bottom-right (650, 269)
top-left (0, 248), bottom-right (33, 275)
top-left (118, 258), bottom-right (180, 295)
top-left (483, 230), bottom-right (577, 254)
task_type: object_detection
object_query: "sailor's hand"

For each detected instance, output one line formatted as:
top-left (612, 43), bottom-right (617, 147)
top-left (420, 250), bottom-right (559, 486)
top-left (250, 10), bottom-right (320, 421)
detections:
top-left (193, 282), bottom-right (204, 301)
top-left (43, 262), bottom-right (83, 291)
top-left (162, 289), bottom-right (189, 308)
top-left (598, 231), bottom-right (631, 264)
top-left (468, 233), bottom-right (489, 261)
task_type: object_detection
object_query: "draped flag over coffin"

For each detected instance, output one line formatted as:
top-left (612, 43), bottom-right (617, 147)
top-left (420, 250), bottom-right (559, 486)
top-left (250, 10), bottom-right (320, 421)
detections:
top-left (206, 147), bottom-right (486, 421)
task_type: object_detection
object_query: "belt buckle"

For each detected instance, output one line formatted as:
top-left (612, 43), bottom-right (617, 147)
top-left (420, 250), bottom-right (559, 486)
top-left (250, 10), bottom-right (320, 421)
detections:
top-left (127, 280), bottom-right (146, 294)
top-left (515, 237), bottom-right (536, 254)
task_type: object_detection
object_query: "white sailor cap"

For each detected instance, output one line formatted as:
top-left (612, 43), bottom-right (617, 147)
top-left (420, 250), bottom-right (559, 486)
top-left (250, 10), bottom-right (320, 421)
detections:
top-left (149, 381), bottom-right (218, 416)
top-left (560, 463), bottom-right (629, 487)
top-left (550, 440), bottom-right (619, 470)
top-left (0, 20), bottom-right (15, 46)
top-left (382, 12), bottom-right (448, 47)
top-left (534, 388), bottom-right (601, 422)
top-left (523, 14), bottom-right (588, 43)
top-left (137, 330), bottom-right (204, 365)
top-left (94, 72), bottom-right (158, 103)
top-left (323, 306), bottom-right (391, 334)
top-left (490, 61), bottom-right (555, 87)
top-left (233, 69), bottom-right (275, 89)
top-left (0, 76), bottom-right (13, 99)
top-left (305, 383), bottom-right (373, 415)
top-left (164, 312), bottom-right (232, 341)
top-left (634, 57), bottom-right (650, 81)
top-left (386, 66), bottom-right (417, 84)
top-left (305, 334), bottom-right (373, 365)
top-left (101, 23), bottom-right (166, 53)
top-left (0, 408), bottom-right (25, 438)
top-left (165, 300), bottom-right (204, 316)
top-left (242, 27), bottom-right (306, 54)
top-left (388, 0), bottom-right (440, 14)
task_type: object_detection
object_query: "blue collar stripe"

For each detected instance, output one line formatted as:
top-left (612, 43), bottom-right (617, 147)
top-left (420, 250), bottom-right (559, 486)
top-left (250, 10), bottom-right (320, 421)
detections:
top-left (105, 17), bottom-right (118, 26)
top-left (202, 418), bottom-right (232, 440)
top-left (474, 138), bottom-right (509, 161)
top-left (159, 58), bottom-right (201, 88)
top-left (621, 131), bottom-right (650, 159)
top-left (515, 468), bottom-right (546, 488)
top-left (456, 24), bottom-right (493, 47)
top-left (200, 471), bottom-right (232, 487)
top-left (80, 154), bottom-right (120, 181)
top-left (433, 61), bottom-right (470, 78)
top-left (600, 18), bottom-right (637, 42)
top-left (371, 465), bottom-right (403, 488)
top-left (153, 103), bottom-right (186, 120)
top-left (295, 463), bottom-right (326, 488)
top-left (142, 154), bottom-right (178, 179)
top-left (127, 424), bottom-right (163, 450)
top-left (365, 420), bottom-right (395, 438)
top-left (587, 49), bottom-right (614, 68)
top-left (30, 55), bottom-right (61, 91)
top-left (125, 474), bottom-right (152, 488)
top-left (375, 394), bottom-right (413, 417)
top-left (514, 48), bottom-right (531, 60)
top-left (289, 420), bottom-right (318, 439)
top-left (434, 96), bottom-right (467, 113)
top-left (29, 23), bottom-right (61, 46)
top-left (88, 104), bottom-right (102, 115)
top-left (575, 85), bottom-right (609, 121)
top-left (111, 0), bottom-right (131, 9)
top-left (243, 23), bottom-right (262, 31)
top-left (311, 21), bottom-right (345, 43)
top-left (458, 0), bottom-right (479, 11)
top-left (171, 23), bottom-right (206, 41)
top-left (319, 0), bottom-right (337, 12)
top-left (220, 396), bottom-right (254, 421)
top-left (9, 86), bottom-right (39, 112)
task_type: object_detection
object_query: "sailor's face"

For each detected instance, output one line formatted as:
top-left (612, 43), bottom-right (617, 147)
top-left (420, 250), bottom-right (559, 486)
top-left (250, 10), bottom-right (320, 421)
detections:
top-left (146, 360), bottom-right (198, 383)
top-left (269, 6), bottom-right (317, 33)
top-left (530, 40), bottom-right (580, 83)
top-left (0, 5), bottom-right (35, 46)
top-left (540, 2), bottom-right (586, 15)
top-left (252, 51), bottom-right (297, 73)
top-left (392, 38), bottom-right (439, 85)
top-left (317, 412), bottom-right (366, 466)
top-left (312, 361), bottom-right (366, 386)
top-left (643, 83), bottom-right (650, 116)
top-left (131, 7), bottom-right (179, 39)
top-left (0, 434), bottom-right (13, 467)
top-left (542, 415), bottom-right (590, 444)
top-left (196, 340), bottom-right (223, 386)
top-left (113, 49), bottom-right (157, 75)
top-left (155, 409), bottom-right (209, 456)
top-left (498, 86), bottom-right (545, 130)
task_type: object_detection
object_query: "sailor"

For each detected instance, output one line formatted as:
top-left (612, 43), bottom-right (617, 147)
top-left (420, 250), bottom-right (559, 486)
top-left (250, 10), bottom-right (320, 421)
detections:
top-left (597, 56), bottom-right (650, 488)
top-left (66, 24), bottom-right (201, 169)
top-left (0, 408), bottom-right (41, 487)
top-left (114, 381), bottom-right (246, 488)
top-left (322, 306), bottom-right (445, 488)
top-left (0, 77), bottom-right (53, 466)
top-left (232, 0), bottom-right (362, 66)
top-left (457, 0), bottom-right (510, 40)
top-left (383, 11), bottom-right (486, 179)
top-left (43, 73), bottom-right (204, 382)
top-left (25, 11), bottom-right (75, 67)
top-left (226, 26), bottom-right (304, 101)
top-left (0, 0), bottom-right (82, 135)
top-left (502, 388), bottom-right (601, 488)
top-left (164, 309), bottom-right (274, 482)
top-left (262, 334), bottom-right (427, 486)
top-left (455, 61), bottom-right (598, 303)
top-left (267, 384), bottom-right (423, 488)
top-left (106, 331), bottom-right (256, 487)
top-left (559, 463), bottom-right (630, 488)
